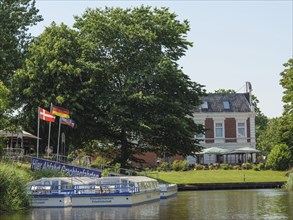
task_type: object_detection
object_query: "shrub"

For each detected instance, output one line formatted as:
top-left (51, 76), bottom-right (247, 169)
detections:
top-left (194, 164), bottom-right (204, 170)
top-left (101, 168), bottom-right (110, 177)
top-left (220, 163), bottom-right (230, 170)
top-left (266, 144), bottom-right (293, 170)
top-left (93, 156), bottom-right (110, 165)
top-left (31, 169), bottom-right (65, 180)
top-left (283, 173), bottom-right (293, 191)
top-left (257, 163), bottom-right (265, 170)
top-left (208, 164), bottom-right (215, 170)
top-left (252, 164), bottom-right (260, 171)
top-left (171, 160), bottom-right (189, 171)
top-left (157, 162), bottom-right (169, 172)
top-left (242, 162), bottom-right (252, 170)
top-left (233, 165), bottom-right (241, 170)
top-left (0, 162), bottom-right (32, 211)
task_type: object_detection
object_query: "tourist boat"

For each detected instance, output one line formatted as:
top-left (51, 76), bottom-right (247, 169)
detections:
top-left (71, 176), bottom-right (160, 207)
top-left (159, 184), bottom-right (178, 199)
top-left (27, 177), bottom-right (95, 207)
top-left (27, 176), bottom-right (160, 207)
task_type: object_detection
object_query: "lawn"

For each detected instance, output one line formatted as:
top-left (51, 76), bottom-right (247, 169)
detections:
top-left (146, 170), bottom-right (288, 184)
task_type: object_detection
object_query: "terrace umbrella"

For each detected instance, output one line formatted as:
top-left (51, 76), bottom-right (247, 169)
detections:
top-left (202, 147), bottom-right (230, 154)
top-left (201, 147), bottom-right (230, 164)
top-left (230, 147), bottom-right (260, 154)
top-left (229, 147), bottom-right (261, 163)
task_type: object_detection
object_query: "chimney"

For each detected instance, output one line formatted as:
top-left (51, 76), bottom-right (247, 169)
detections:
top-left (245, 82), bottom-right (253, 112)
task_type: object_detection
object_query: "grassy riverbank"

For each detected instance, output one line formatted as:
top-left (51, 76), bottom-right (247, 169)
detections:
top-left (147, 170), bottom-right (288, 184)
top-left (0, 161), bottom-right (32, 212)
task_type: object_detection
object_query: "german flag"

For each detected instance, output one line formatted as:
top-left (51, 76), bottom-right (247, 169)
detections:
top-left (52, 105), bottom-right (70, 118)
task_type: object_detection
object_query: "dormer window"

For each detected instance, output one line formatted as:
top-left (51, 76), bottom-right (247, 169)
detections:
top-left (201, 101), bottom-right (208, 109)
top-left (223, 101), bottom-right (230, 109)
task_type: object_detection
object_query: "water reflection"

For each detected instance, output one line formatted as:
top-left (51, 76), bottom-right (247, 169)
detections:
top-left (159, 189), bottom-right (293, 220)
top-left (0, 189), bottom-right (292, 220)
top-left (28, 201), bottom-right (160, 220)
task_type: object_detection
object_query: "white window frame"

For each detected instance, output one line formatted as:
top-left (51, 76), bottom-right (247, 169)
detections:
top-left (237, 121), bottom-right (247, 143)
top-left (237, 121), bottom-right (246, 138)
top-left (214, 121), bottom-right (224, 138)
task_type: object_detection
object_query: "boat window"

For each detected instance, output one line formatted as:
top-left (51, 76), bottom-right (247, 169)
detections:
top-left (61, 180), bottom-right (68, 190)
top-left (44, 180), bottom-right (50, 186)
top-left (52, 180), bottom-right (59, 191)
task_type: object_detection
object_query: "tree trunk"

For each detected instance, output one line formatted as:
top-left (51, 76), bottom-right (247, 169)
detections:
top-left (120, 129), bottom-right (129, 168)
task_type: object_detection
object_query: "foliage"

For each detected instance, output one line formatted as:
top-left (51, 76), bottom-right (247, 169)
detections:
top-left (280, 59), bottom-right (293, 115)
top-left (208, 164), bottom-right (216, 170)
top-left (13, 22), bottom-right (83, 148)
top-left (171, 160), bottom-right (189, 171)
top-left (0, 0), bottom-right (42, 86)
top-left (0, 82), bottom-right (11, 129)
top-left (0, 161), bottom-right (32, 211)
top-left (93, 156), bottom-right (110, 166)
top-left (194, 164), bottom-right (204, 170)
top-left (266, 143), bottom-right (293, 171)
top-left (220, 163), bottom-right (230, 170)
top-left (256, 117), bottom-right (283, 155)
top-left (232, 165), bottom-right (241, 170)
top-left (30, 169), bottom-right (66, 180)
top-left (277, 59), bottom-right (293, 158)
top-left (252, 163), bottom-right (265, 171)
top-left (242, 162), bottom-right (252, 170)
top-left (257, 163), bottom-right (265, 170)
top-left (157, 161), bottom-right (169, 172)
top-left (14, 6), bottom-right (206, 168)
top-left (283, 173), bottom-right (293, 191)
top-left (253, 95), bottom-right (269, 139)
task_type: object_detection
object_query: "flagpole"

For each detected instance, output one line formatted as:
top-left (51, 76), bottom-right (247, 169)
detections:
top-left (47, 103), bottom-right (53, 157)
top-left (37, 107), bottom-right (40, 158)
top-left (56, 116), bottom-right (61, 162)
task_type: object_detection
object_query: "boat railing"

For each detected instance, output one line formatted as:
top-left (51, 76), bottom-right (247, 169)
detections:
top-left (73, 183), bottom-right (140, 195)
top-left (28, 183), bottom-right (141, 195)
top-left (29, 184), bottom-right (73, 195)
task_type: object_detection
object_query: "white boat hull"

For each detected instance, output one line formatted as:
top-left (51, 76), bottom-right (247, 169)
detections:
top-left (30, 195), bottom-right (72, 208)
top-left (71, 191), bottom-right (160, 207)
top-left (160, 184), bottom-right (178, 199)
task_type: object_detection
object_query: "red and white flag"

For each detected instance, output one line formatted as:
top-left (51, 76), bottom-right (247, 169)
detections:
top-left (39, 107), bottom-right (56, 122)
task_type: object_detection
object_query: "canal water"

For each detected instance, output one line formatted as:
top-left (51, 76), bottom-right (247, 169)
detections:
top-left (0, 189), bottom-right (292, 220)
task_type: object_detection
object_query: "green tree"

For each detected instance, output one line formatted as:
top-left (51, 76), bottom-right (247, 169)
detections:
top-left (73, 6), bottom-right (205, 167)
top-left (266, 143), bottom-right (293, 171)
top-left (13, 22), bottom-right (85, 149)
top-left (256, 117), bottom-right (282, 155)
top-left (14, 6), bottom-right (206, 167)
top-left (280, 59), bottom-right (293, 115)
top-left (279, 59), bottom-right (293, 147)
top-left (0, 0), bottom-right (42, 85)
top-left (0, 81), bottom-right (10, 128)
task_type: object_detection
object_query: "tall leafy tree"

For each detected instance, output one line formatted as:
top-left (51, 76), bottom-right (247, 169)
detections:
top-left (279, 59), bottom-right (293, 147)
top-left (14, 6), bottom-right (206, 167)
top-left (13, 22), bottom-right (86, 149)
top-left (74, 6), bottom-right (205, 167)
top-left (280, 59), bottom-right (293, 115)
top-left (0, 82), bottom-right (10, 128)
top-left (0, 0), bottom-right (42, 85)
top-left (256, 117), bottom-right (282, 155)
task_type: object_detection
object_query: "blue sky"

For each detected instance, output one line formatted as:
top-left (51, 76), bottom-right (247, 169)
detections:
top-left (30, 1), bottom-right (293, 118)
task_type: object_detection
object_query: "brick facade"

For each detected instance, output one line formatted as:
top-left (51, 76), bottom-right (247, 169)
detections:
top-left (225, 118), bottom-right (236, 143)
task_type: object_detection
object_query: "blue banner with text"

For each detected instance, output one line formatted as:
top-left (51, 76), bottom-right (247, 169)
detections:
top-left (31, 157), bottom-right (101, 177)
